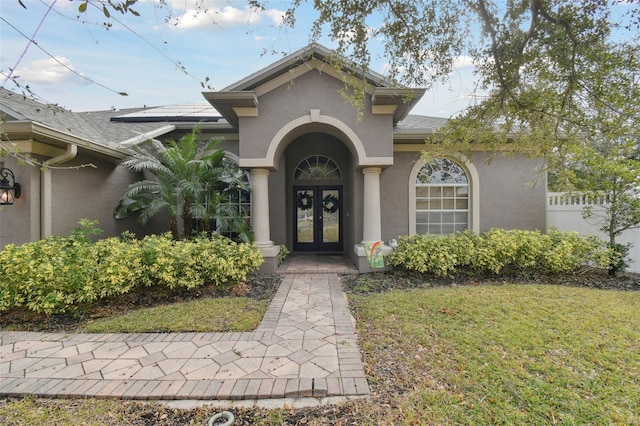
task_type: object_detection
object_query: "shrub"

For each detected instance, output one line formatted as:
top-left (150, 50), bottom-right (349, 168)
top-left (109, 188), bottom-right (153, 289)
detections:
top-left (542, 229), bottom-right (608, 273)
top-left (138, 234), bottom-right (263, 289)
top-left (0, 221), bottom-right (99, 314)
top-left (387, 234), bottom-right (459, 276)
top-left (91, 236), bottom-right (144, 297)
top-left (279, 244), bottom-right (290, 265)
top-left (0, 224), bottom-right (264, 314)
top-left (388, 228), bottom-right (612, 277)
top-left (470, 229), bottom-right (547, 274)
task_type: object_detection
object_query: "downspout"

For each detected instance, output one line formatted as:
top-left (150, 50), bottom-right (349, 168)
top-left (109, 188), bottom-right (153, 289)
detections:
top-left (41, 144), bottom-right (78, 239)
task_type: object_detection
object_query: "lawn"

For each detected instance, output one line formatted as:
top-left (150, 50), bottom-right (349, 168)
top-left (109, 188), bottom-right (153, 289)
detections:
top-left (1, 274), bottom-right (639, 425)
top-left (348, 283), bottom-right (640, 425)
top-left (81, 296), bottom-right (269, 333)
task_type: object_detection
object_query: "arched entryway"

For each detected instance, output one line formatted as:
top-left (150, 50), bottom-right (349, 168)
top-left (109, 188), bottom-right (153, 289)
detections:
top-left (284, 133), bottom-right (352, 253)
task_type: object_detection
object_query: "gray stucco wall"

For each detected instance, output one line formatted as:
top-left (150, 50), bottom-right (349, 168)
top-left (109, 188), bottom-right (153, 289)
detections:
top-left (472, 152), bottom-right (546, 232)
top-left (380, 150), bottom-right (546, 241)
top-left (50, 155), bottom-right (166, 239)
top-left (239, 70), bottom-right (394, 164)
top-left (0, 153), bottom-right (163, 248)
top-left (0, 156), bottom-right (41, 247)
top-left (380, 151), bottom-right (415, 241)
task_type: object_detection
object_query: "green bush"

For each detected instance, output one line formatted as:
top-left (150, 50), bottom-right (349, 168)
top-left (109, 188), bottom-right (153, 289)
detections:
top-left (388, 228), bottom-right (612, 277)
top-left (0, 221), bottom-right (100, 314)
top-left (470, 229), bottom-right (547, 274)
top-left (542, 229), bottom-right (606, 273)
top-left (0, 224), bottom-right (263, 314)
top-left (139, 234), bottom-right (264, 289)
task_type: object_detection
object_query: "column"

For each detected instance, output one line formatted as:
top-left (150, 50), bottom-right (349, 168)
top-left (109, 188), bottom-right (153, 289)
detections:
top-left (250, 168), bottom-right (273, 248)
top-left (361, 167), bottom-right (382, 244)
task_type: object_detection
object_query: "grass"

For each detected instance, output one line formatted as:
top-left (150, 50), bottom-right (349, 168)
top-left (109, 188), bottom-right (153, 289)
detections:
top-left (80, 297), bottom-right (269, 333)
top-left (0, 397), bottom-right (213, 425)
top-left (349, 284), bottom-right (640, 425)
top-left (1, 280), bottom-right (639, 425)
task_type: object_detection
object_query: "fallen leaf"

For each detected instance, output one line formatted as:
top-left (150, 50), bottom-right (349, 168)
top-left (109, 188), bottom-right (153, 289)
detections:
top-left (439, 306), bottom-right (456, 315)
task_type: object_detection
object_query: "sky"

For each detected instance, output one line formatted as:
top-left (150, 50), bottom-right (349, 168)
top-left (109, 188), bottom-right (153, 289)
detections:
top-left (1, 0), bottom-right (485, 118)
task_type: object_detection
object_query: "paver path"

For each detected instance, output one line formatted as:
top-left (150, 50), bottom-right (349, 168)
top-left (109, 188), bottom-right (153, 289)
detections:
top-left (0, 274), bottom-right (369, 401)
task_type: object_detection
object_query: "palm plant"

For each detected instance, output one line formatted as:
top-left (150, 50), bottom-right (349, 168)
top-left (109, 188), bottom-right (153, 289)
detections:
top-left (115, 128), bottom-right (251, 241)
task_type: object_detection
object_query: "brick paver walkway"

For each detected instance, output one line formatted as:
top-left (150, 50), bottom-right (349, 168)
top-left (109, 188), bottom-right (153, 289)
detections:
top-left (0, 274), bottom-right (369, 401)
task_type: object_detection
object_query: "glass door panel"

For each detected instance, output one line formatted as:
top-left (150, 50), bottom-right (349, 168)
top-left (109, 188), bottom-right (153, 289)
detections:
top-left (321, 189), bottom-right (340, 243)
top-left (293, 186), bottom-right (342, 252)
top-left (296, 189), bottom-right (314, 243)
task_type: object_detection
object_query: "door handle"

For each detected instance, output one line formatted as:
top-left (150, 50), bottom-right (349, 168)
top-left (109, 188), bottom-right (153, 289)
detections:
top-left (319, 216), bottom-right (322, 220)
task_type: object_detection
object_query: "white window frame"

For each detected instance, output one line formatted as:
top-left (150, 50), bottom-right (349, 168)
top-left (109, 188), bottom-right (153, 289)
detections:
top-left (409, 154), bottom-right (480, 235)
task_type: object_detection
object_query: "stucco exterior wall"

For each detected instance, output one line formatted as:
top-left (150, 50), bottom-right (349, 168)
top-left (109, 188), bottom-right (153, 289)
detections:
top-left (380, 149), bottom-right (546, 241)
top-left (0, 156), bottom-right (41, 247)
top-left (238, 70), bottom-right (394, 164)
top-left (473, 152), bottom-right (546, 232)
top-left (50, 155), bottom-right (166, 239)
top-left (380, 151), bottom-right (415, 241)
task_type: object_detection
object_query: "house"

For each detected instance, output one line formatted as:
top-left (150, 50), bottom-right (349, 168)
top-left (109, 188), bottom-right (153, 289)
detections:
top-left (0, 44), bottom-right (546, 272)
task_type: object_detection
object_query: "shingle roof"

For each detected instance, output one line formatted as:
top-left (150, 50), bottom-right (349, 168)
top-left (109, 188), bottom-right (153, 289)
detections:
top-left (1, 88), bottom-right (448, 151)
top-left (1, 89), bottom-right (112, 144)
top-left (394, 115), bottom-right (449, 135)
top-left (0, 90), bottom-right (220, 150)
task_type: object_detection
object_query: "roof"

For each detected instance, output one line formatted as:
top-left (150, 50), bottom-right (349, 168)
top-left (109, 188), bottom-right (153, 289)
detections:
top-left (1, 45), bottom-right (450, 161)
top-left (110, 104), bottom-right (222, 123)
top-left (204, 43), bottom-right (427, 127)
top-left (223, 44), bottom-right (389, 92)
top-left (394, 115), bottom-right (449, 138)
top-left (0, 90), bottom-right (231, 159)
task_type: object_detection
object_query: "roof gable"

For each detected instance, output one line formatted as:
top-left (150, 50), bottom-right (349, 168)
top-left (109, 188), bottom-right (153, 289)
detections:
top-left (203, 44), bottom-right (426, 127)
top-left (223, 43), bottom-right (389, 92)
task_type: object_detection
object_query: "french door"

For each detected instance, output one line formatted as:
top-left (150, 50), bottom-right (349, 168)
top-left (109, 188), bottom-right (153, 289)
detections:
top-left (293, 186), bottom-right (343, 252)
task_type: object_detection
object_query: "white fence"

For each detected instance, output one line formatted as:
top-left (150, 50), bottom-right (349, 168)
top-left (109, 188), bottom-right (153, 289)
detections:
top-left (546, 192), bottom-right (640, 272)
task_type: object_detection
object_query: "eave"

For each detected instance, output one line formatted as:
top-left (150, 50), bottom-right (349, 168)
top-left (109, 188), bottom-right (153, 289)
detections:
top-left (1, 121), bottom-right (130, 163)
top-left (201, 92), bottom-right (258, 129)
top-left (372, 88), bottom-right (426, 125)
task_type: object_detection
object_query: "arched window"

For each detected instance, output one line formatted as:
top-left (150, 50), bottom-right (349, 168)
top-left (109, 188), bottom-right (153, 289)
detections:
top-left (413, 158), bottom-right (470, 234)
top-left (294, 155), bottom-right (341, 180)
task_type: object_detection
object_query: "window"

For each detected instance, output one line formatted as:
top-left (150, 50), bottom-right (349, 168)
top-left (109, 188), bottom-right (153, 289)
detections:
top-left (294, 155), bottom-right (341, 180)
top-left (414, 158), bottom-right (469, 234)
top-left (215, 183), bottom-right (251, 240)
top-left (193, 157), bottom-right (251, 241)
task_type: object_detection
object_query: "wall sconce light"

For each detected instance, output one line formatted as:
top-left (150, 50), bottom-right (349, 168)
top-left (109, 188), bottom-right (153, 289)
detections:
top-left (0, 167), bottom-right (21, 205)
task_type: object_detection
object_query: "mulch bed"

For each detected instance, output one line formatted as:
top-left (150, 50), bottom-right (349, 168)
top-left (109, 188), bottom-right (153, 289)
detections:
top-left (341, 266), bottom-right (640, 294)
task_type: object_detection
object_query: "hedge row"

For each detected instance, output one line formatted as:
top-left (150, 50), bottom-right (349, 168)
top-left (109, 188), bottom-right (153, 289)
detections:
top-left (0, 224), bottom-right (263, 314)
top-left (387, 229), bottom-right (614, 277)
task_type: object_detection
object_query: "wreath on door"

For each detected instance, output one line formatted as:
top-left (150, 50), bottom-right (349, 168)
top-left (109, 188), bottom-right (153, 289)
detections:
top-left (322, 193), bottom-right (340, 214)
top-left (296, 191), bottom-right (313, 210)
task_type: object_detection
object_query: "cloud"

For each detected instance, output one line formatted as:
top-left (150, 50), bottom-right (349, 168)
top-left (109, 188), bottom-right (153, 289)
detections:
top-left (168, 1), bottom-right (285, 30)
top-left (452, 55), bottom-right (474, 69)
top-left (13, 57), bottom-right (86, 85)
